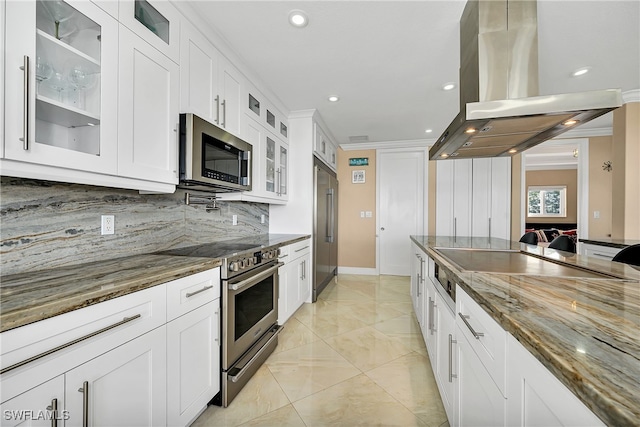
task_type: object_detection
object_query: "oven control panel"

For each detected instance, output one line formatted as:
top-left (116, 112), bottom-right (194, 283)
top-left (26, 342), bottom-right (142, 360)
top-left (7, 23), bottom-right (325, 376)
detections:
top-left (227, 248), bottom-right (279, 274)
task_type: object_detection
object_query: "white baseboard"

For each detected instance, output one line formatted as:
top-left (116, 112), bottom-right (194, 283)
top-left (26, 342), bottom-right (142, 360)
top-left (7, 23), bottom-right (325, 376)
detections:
top-left (337, 267), bottom-right (378, 275)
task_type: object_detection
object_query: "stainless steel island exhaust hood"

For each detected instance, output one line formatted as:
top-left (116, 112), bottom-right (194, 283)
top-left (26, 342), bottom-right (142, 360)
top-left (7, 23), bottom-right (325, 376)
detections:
top-left (429, 0), bottom-right (622, 160)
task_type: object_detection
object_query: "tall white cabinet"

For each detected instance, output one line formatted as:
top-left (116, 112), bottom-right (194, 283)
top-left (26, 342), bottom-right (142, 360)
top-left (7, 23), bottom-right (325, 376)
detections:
top-left (436, 157), bottom-right (511, 240)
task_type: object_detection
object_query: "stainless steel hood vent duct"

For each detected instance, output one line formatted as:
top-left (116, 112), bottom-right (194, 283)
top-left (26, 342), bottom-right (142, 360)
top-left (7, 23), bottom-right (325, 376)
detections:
top-left (429, 0), bottom-right (622, 160)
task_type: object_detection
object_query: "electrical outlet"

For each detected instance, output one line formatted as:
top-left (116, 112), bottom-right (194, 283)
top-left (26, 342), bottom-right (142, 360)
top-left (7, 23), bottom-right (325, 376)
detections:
top-left (360, 211), bottom-right (365, 218)
top-left (101, 215), bottom-right (115, 235)
top-left (261, 214), bottom-right (265, 224)
top-left (365, 211), bottom-right (372, 218)
top-left (232, 215), bottom-right (238, 226)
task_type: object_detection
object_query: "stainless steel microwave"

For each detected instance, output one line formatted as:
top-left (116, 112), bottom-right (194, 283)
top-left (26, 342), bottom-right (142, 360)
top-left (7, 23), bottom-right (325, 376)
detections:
top-left (179, 113), bottom-right (252, 192)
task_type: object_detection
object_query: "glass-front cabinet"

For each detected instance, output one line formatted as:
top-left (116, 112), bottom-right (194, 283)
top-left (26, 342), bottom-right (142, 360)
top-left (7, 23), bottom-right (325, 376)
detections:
top-left (3, 0), bottom-right (118, 175)
top-left (265, 135), bottom-right (288, 199)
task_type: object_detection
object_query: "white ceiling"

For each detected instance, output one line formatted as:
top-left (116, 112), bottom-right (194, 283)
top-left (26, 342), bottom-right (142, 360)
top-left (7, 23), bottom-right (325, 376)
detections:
top-left (186, 0), bottom-right (640, 146)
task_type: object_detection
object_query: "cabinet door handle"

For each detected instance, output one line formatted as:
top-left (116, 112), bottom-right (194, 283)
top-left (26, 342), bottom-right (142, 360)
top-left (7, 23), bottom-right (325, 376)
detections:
top-left (185, 285), bottom-right (213, 298)
top-left (46, 398), bottom-right (58, 427)
top-left (428, 297), bottom-right (434, 333)
top-left (488, 217), bottom-right (492, 238)
top-left (448, 334), bottom-right (457, 382)
top-left (214, 95), bottom-right (220, 124)
top-left (458, 313), bottom-right (484, 339)
top-left (20, 55), bottom-right (30, 150)
top-left (0, 314), bottom-right (141, 375)
top-left (173, 124), bottom-right (179, 176)
top-left (276, 168), bottom-right (282, 196)
top-left (78, 381), bottom-right (89, 427)
top-left (454, 218), bottom-right (457, 241)
top-left (221, 99), bottom-right (227, 128)
top-left (419, 257), bottom-right (425, 284)
top-left (214, 308), bottom-right (221, 344)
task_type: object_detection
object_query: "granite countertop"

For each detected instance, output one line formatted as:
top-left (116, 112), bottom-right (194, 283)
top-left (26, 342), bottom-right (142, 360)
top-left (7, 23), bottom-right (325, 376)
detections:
top-left (0, 234), bottom-right (310, 333)
top-left (410, 235), bottom-right (640, 427)
top-left (579, 237), bottom-right (640, 249)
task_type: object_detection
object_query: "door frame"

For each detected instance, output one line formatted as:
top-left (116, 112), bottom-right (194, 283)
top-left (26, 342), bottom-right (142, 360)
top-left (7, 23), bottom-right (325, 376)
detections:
top-left (376, 147), bottom-right (429, 276)
top-left (520, 137), bottom-right (590, 239)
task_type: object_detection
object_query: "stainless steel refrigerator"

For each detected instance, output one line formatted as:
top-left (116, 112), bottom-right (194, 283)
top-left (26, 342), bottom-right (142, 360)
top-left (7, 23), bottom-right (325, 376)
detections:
top-left (313, 157), bottom-right (338, 302)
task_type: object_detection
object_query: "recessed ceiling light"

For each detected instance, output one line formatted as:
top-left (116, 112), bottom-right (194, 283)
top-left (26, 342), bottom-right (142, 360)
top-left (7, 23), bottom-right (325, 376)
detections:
top-left (440, 153), bottom-right (449, 158)
top-left (288, 10), bottom-right (308, 28)
top-left (508, 148), bottom-right (517, 154)
top-left (563, 119), bottom-right (579, 126)
top-left (328, 95), bottom-right (339, 102)
top-left (425, 129), bottom-right (433, 133)
top-left (572, 67), bottom-right (590, 77)
top-left (442, 82), bottom-right (456, 91)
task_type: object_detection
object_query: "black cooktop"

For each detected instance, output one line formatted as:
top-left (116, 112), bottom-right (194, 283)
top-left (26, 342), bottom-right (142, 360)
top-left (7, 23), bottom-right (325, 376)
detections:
top-left (158, 242), bottom-right (262, 259)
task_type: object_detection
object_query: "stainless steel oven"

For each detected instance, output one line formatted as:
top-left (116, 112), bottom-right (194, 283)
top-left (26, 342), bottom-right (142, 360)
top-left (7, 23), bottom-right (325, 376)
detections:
top-left (220, 248), bottom-right (283, 407)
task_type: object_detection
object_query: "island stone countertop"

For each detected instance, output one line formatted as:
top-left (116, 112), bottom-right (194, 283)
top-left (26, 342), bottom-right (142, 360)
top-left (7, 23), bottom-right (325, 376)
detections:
top-left (411, 235), bottom-right (640, 427)
top-left (0, 234), bottom-right (310, 333)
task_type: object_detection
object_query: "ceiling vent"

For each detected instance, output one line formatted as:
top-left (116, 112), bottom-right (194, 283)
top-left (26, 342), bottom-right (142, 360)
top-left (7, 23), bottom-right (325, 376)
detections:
top-left (348, 135), bottom-right (369, 143)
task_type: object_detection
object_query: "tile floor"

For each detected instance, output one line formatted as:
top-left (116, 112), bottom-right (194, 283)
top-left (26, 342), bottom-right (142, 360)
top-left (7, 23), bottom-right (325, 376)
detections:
top-left (192, 274), bottom-right (449, 427)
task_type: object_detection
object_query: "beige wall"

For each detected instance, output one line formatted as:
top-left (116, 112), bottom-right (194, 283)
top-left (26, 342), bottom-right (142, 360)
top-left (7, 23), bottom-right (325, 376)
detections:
top-left (525, 169), bottom-right (578, 225)
top-left (336, 148), bottom-right (377, 268)
top-left (612, 102), bottom-right (640, 240)
top-left (588, 136), bottom-right (613, 238)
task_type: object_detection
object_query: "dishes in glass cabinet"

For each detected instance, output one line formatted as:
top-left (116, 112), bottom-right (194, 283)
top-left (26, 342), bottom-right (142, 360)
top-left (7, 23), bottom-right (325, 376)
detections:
top-left (47, 72), bottom-right (68, 102)
top-left (39, 0), bottom-right (76, 40)
top-left (35, 57), bottom-right (53, 94)
top-left (67, 65), bottom-right (97, 110)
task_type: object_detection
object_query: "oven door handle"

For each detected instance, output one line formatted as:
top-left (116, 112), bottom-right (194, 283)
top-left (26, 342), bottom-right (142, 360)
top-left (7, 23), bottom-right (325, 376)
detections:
top-left (229, 325), bottom-right (283, 383)
top-left (228, 262), bottom-right (284, 292)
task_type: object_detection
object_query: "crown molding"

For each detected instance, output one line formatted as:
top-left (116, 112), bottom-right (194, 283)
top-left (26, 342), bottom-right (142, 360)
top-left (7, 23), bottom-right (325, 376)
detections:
top-left (623, 89), bottom-right (640, 103)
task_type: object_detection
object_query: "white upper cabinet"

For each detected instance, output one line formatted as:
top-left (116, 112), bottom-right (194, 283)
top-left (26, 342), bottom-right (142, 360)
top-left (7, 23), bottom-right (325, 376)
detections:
top-left (314, 123), bottom-right (337, 171)
top-left (245, 85), bottom-right (289, 143)
top-left (180, 21), bottom-right (244, 138)
top-left (436, 159), bottom-right (472, 238)
top-left (118, 0), bottom-right (180, 63)
top-left (118, 25), bottom-right (179, 184)
top-left (3, 0), bottom-right (118, 175)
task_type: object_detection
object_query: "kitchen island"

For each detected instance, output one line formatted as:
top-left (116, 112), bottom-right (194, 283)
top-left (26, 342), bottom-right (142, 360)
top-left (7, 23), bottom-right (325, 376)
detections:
top-left (410, 235), bottom-right (639, 427)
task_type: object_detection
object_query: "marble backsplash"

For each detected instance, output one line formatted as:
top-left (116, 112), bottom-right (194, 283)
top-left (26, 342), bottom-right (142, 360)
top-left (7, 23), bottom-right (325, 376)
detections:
top-left (0, 177), bottom-right (269, 275)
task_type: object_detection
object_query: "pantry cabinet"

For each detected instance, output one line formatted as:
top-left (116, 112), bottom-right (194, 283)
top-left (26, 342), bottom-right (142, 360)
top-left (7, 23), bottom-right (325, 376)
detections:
top-left (3, 0), bottom-right (119, 175)
top-left (436, 158), bottom-right (510, 240)
top-left (411, 243), bottom-right (426, 329)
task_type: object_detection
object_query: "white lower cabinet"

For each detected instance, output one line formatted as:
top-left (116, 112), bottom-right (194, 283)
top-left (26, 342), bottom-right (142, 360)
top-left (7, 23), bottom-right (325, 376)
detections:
top-left (580, 242), bottom-right (622, 261)
top-left (0, 376), bottom-right (65, 426)
top-left (0, 267), bottom-right (221, 427)
top-left (434, 293), bottom-right (456, 421)
top-left (506, 334), bottom-right (604, 427)
top-left (413, 249), bottom-right (602, 427)
top-left (65, 326), bottom-right (167, 427)
top-left (454, 324), bottom-right (506, 427)
top-left (166, 301), bottom-right (220, 427)
top-left (278, 240), bottom-right (311, 324)
top-left (411, 243), bottom-right (426, 329)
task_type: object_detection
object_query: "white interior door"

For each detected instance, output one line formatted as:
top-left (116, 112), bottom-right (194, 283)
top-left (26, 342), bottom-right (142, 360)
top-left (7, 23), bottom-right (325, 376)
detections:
top-left (378, 149), bottom-right (426, 276)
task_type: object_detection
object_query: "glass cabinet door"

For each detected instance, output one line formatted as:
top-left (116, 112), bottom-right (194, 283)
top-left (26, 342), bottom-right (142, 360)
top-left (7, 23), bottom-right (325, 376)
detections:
top-left (265, 136), bottom-right (276, 193)
top-left (4, 0), bottom-right (118, 174)
top-left (279, 145), bottom-right (288, 196)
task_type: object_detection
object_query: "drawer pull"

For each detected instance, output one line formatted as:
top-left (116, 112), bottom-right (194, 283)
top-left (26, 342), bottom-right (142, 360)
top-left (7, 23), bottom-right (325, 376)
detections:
top-left (295, 245), bottom-right (310, 252)
top-left (279, 254), bottom-right (289, 259)
top-left (593, 253), bottom-right (613, 258)
top-left (185, 285), bottom-right (213, 298)
top-left (0, 314), bottom-right (141, 375)
top-left (458, 312), bottom-right (484, 339)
